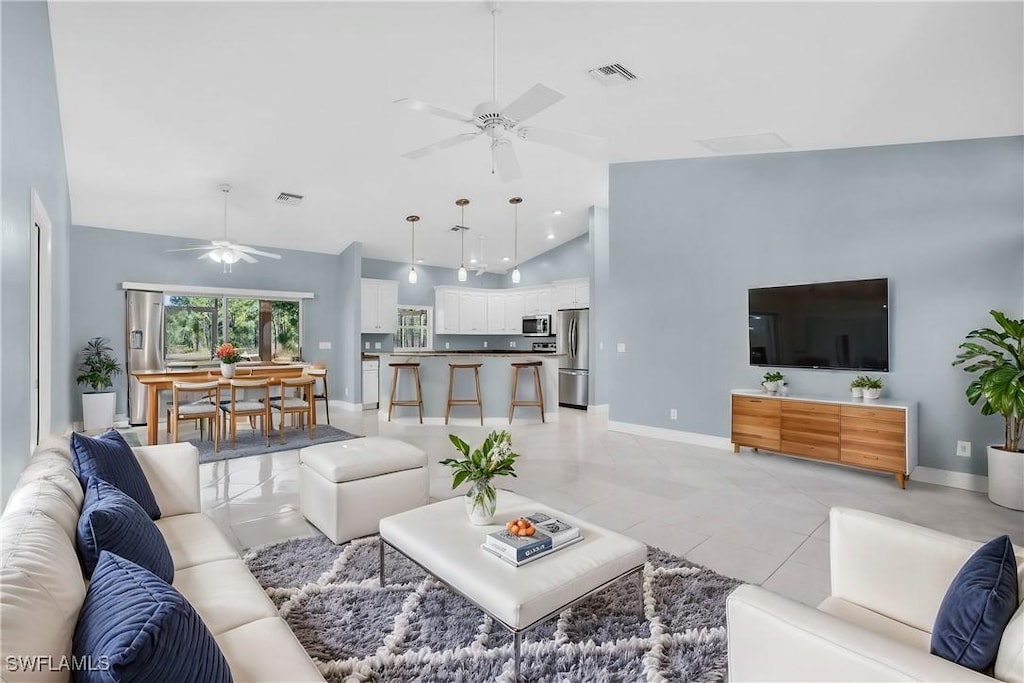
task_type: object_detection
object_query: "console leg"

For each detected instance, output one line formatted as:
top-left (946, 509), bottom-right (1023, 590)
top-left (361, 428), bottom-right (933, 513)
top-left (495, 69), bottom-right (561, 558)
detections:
top-left (733, 444), bottom-right (740, 453)
top-left (895, 472), bottom-right (906, 489)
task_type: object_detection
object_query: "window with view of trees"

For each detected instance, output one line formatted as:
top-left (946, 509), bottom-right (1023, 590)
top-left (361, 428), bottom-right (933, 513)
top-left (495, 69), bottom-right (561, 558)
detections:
top-left (394, 306), bottom-right (432, 351)
top-left (164, 294), bottom-right (301, 365)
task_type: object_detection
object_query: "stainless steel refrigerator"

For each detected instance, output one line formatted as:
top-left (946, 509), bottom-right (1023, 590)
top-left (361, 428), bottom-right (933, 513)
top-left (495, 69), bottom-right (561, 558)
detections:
top-left (126, 290), bottom-right (165, 425)
top-left (556, 308), bottom-right (589, 409)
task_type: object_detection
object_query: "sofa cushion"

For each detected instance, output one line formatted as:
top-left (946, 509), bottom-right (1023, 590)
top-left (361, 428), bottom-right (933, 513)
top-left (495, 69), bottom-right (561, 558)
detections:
top-left (818, 596), bottom-right (931, 651)
top-left (931, 535), bottom-right (1019, 672)
top-left (70, 430), bottom-right (161, 519)
top-left (155, 513), bottom-right (238, 570)
top-left (1, 481), bottom-right (88, 682)
top-left (73, 552), bottom-right (232, 683)
top-left (995, 602), bottom-right (1024, 683)
top-left (77, 478), bottom-right (174, 583)
top-left (214, 618), bottom-right (324, 682)
top-left (172, 559), bottom-right (278, 635)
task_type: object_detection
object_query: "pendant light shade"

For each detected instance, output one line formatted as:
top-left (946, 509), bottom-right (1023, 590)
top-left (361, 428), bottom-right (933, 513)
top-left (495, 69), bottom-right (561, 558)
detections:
top-left (406, 215), bottom-right (419, 284)
top-left (509, 196), bottom-right (523, 284)
top-left (455, 198), bottom-right (470, 282)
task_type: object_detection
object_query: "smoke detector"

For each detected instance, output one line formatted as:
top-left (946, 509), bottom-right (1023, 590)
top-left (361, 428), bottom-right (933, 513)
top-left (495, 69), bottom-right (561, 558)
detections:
top-left (587, 63), bottom-right (640, 86)
top-left (275, 192), bottom-right (304, 206)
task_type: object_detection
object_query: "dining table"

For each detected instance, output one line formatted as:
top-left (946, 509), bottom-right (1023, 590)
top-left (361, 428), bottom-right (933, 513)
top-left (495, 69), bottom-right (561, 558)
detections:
top-left (132, 364), bottom-right (311, 446)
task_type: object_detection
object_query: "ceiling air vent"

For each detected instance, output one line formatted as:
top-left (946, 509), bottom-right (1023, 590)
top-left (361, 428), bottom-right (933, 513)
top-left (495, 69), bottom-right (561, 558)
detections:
top-left (697, 133), bottom-right (791, 155)
top-left (587, 63), bottom-right (639, 86)
top-left (275, 192), bottom-right (304, 206)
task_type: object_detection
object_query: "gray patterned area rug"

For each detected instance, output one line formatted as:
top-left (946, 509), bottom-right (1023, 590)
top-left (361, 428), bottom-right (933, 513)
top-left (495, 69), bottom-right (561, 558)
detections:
top-left (244, 534), bottom-right (741, 682)
top-left (190, 425), bottom-right (360, 464)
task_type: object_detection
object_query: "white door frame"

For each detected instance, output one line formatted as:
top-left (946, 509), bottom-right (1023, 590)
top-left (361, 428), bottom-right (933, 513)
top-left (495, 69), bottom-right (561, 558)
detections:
top-left (30, 189), bottom-right (53, 445)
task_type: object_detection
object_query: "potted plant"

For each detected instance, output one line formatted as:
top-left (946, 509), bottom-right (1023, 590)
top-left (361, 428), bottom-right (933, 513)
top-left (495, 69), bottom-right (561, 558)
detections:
top-left (850, 376), bottom-right (867, 398)
top-left (215, 342), bottom-right (242, 378)
top-left (861, 376), bottom-right (884, 400)
top-left (762, 371), bottom-right (784, 393)
top-left (440, 430), bottom-right (519, 525)
top-left (953, 310), bottom-right (1024, 510)
top-left (76, 337), bottom-right (122, 431)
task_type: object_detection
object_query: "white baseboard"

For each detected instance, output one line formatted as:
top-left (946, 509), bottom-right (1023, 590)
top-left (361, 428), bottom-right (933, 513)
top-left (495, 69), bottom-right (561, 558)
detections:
top-left (377, 411), bottom-right (558, 426)
top-left (910, 466), bottom-right (988, 493)
top-left (332, 400), bottom-right (363, 413)
top-left (607, 421), bottom-right (733, 450)
top-left (587, 404), bottom-right (609, 415)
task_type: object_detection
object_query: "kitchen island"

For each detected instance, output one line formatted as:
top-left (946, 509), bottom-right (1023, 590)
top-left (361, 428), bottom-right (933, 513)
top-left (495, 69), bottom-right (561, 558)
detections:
top-left (378, 352), bottom-right (560, 424)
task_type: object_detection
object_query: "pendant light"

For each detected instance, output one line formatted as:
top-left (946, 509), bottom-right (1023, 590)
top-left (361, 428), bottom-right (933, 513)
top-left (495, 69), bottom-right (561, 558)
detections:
top-left (456, 198), bottom-right (470, 282)
top-left (406, 215), bottom-right (419, 284)
top-left (509, 196), bottom-right (523, 284)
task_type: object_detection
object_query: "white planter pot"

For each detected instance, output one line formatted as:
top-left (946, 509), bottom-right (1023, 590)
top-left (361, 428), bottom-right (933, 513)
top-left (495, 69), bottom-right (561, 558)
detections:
top-left (850, 387), bottom-right (863, 398)
top-left (987, 445), bottom-right (1024, 511)
top-left (82, 392), bottom-right (116, 432)
top-left (762, 381), bottom-right (779, 393)
top-left (862, 388), bottom-right (882, 400)
top-left (220, 362), bottom-right (236, 379)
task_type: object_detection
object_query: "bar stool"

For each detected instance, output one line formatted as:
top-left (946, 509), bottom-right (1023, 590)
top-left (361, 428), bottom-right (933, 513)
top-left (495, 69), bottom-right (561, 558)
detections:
top-left (445, 363), bottom-right (483, 425)
top-left (509, 361), bottom-right (545, 424)
top-left (388, 362), bottom-right (423, 423)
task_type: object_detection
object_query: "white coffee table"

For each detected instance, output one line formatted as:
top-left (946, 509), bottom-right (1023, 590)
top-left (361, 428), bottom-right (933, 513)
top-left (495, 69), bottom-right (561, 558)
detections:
top-left (378, 491), bottom-right (647, 680)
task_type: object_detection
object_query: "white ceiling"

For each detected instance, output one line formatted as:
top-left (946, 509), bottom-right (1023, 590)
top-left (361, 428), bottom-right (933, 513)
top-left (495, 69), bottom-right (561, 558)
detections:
top-left (49, 1), bottom-right (1022, 268)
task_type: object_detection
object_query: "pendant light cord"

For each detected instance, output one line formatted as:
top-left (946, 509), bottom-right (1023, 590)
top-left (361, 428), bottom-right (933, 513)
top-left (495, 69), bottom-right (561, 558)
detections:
top-left (461, 205), bottom-right (466, 266)
top-left (514, 202), bottom-right (518, 266)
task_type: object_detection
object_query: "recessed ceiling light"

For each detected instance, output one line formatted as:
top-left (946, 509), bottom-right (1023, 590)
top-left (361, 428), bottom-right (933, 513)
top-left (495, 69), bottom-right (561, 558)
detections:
top-left (552, 209), bottom-right (562, 216)
top-left (469, 258), bottom-right (477, 264)
top-left (416, 258), bottom-right (424, 264)
top-left (502, 256), bottom-right (510, 262)
top-left (547, 234), bottom-right (555, 240)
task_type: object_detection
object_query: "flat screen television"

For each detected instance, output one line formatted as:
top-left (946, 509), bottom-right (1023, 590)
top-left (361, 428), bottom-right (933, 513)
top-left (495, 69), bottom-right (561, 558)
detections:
top-left (748, 278), bottom-right (889, 371)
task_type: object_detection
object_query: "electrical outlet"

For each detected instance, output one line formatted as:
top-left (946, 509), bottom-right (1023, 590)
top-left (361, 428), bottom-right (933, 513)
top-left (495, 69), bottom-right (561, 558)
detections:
top-left (445, 342), bottom-right (450, 349)
top-left (956, 441), bottom-right (971, 457)
top-left (344, 387), bottom-right (349, 397)
top-left (483, 341), bottom-right (488, 348)
top-left (599, 342), bottom-right (604, 350)
top-left (374, 342), bottom-right (382, 349)
top-left (364, 341), bottom-right (369, 349)
top-left (616, 343), bottom-right (626, 353)
top-left (319, 341), bottom-right (332, 350)
top-left (510, 341), bottom-right (516, 348)
top-left (670, 408), bottom-right (678, 420)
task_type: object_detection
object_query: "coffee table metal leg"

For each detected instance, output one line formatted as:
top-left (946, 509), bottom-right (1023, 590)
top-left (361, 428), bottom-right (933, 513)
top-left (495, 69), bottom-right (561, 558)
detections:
top-left (513, 630), bottom-right (522, 681)
top-left (379, 539), bottom-right (386, 586)
top-left (638, 566), bottom-right (645, 618)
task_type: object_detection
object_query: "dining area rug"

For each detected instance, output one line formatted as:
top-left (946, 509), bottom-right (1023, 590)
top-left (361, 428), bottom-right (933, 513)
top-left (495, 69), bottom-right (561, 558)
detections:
top-left (245, 534), bottom-right (740, 682)
top-left (191, 425), bottom-right (360, 464)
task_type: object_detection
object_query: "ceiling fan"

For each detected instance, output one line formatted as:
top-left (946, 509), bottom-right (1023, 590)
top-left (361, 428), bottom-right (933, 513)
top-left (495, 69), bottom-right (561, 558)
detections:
top-left (165, 185), bottom-right (282, 272)
top-left (395, 4), bottom-right (603, 181)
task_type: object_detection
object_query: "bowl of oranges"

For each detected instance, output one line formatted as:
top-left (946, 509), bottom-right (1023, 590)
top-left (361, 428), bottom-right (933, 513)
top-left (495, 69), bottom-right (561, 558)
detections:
top-left (505, 517), bottom-right (536, 537)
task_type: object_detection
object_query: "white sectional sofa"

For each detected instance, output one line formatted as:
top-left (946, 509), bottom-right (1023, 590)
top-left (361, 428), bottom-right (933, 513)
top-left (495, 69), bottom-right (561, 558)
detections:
top-left (0, 435), bottom-right (325, 682)
top-left (727, 507), bottom-right (1024, 682)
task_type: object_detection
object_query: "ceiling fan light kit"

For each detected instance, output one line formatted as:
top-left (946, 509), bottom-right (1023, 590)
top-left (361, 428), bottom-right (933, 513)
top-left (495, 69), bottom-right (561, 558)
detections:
top-left (406, 215), bottom-right (420, 284)
top-left (510, 196), bottom-right (522, 284)
top-left (395, 4), bottom-right (603, 181)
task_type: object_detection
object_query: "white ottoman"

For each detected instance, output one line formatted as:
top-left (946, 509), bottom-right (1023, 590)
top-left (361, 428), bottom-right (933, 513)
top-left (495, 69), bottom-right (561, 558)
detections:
top-left (299, 437), bottom-right (429, 544)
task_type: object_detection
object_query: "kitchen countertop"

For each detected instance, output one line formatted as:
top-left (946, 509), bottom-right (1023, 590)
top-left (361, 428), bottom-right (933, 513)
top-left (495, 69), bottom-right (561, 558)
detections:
top-left (386, 350), bottom-right (561, 356)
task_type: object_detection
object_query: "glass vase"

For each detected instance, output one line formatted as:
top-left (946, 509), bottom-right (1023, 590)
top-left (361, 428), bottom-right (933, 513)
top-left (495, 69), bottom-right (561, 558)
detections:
top-left (465, 479), bottom-right (497, 526)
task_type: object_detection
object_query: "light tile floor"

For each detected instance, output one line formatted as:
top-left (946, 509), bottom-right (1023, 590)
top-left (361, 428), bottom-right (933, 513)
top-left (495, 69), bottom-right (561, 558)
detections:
top-left (160, 407), bottom-right (1024, 608)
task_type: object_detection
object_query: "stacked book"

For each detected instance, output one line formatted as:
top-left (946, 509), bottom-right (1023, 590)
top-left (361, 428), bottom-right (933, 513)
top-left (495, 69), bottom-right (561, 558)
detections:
top-left (482, 513), bottom-right (582, 566)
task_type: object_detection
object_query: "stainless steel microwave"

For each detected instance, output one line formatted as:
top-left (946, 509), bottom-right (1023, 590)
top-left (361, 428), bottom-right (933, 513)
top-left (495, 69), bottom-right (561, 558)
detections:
top-left (522, 315), bottom-right (551, 336)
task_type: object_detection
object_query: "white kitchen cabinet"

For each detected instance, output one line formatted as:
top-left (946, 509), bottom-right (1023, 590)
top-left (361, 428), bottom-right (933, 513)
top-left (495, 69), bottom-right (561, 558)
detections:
top-left (504, 293), bottom-right (524, 334)
top-left (435, 288), bottom-right (461, 334)
top-left (523, 287), bottom-right (554, 315)
top-left (554, 281), bottom-right (589, 310)
top-left (486, 292), bottom-right (506, 334)
top-left (523, 290), bottom-right (538, 316)
top-left (361, 279), bottom-right (399, 333)
top-left (459, 291), bottom-right (487, 334)
top-left (361, 359), bottom-right (379, 408)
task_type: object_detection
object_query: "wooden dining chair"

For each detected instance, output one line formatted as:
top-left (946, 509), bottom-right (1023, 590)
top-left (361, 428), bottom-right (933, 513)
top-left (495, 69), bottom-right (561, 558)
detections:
top-left (220, 378), bottom-right (271, 447)
top-left (271, 376), bottom-right (316, 444)
top-left (170, 380), bottom-right (220, 452)
top-left (305, 364), bottom-right (330, 425)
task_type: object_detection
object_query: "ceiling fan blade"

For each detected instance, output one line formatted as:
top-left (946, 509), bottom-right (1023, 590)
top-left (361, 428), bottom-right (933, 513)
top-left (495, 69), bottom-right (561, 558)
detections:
top-left (501, 84), bottom-right (565, 124)
top-left (401, 132), bottom-right (481, 160)
top-left (517, 125), bottom-right (606, 159)
top-left (493, 139), bottom-right (522, 182)
top-left (236, 252), bottom-right (258, 264)
top-left (233, 245), bottom-right (282, 259)
top-left (165, 246), bottom-right (214, 253)
top-left (394, 98), bottom-right (475, 123)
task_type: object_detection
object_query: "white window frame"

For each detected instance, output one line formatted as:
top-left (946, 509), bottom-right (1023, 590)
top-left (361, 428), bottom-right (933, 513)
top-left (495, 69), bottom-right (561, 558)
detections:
top-left (393, 305), bottom-right (433, 352)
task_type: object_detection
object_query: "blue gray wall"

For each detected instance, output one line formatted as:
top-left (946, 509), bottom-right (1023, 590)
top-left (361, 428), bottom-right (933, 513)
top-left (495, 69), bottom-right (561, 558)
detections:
top-left (1, 2), bottom-right (74, 503)
top-left (69, 225), bottom-right (354, 417)
top-left (590, 207), bottom-right (610, 405)
top-left (608, 136), bottom-right (1024, 476)
top-left (496, 233), bottom-right (590, 287)
top-left (336, 242), bottom-right (363, 404)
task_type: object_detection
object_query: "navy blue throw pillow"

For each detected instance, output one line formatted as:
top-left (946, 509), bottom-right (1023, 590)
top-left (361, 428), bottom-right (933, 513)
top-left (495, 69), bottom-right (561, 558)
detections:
top-left (931, 535), bottom-right (1018, 672)
top-left (73, 552), bottom-right (232, 683)
top-left (77, 478), bottom-right (174, 583)
top-left (70, 430), bottom-right (161, 519)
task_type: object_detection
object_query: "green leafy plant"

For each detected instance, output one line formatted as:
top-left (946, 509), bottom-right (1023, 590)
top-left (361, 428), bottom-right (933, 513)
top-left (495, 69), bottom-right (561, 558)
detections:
top-left (851, 376), bottom-right (869, 389)
top-left (861, 376), bottom-right (884, 390)
top-left (440, 431), bottom-right (519, 516)
top-left (76, 337), bottom-right (122, 393)
top-left (763, 371), bottom-right (784, 383)
top-left (953, 310), bottom-right (1024, 452)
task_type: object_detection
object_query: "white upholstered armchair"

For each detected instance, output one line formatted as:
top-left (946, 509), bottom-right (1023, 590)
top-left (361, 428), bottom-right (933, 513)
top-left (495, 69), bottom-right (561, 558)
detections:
top-left (727, 508), bottom-right (1024, 682)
